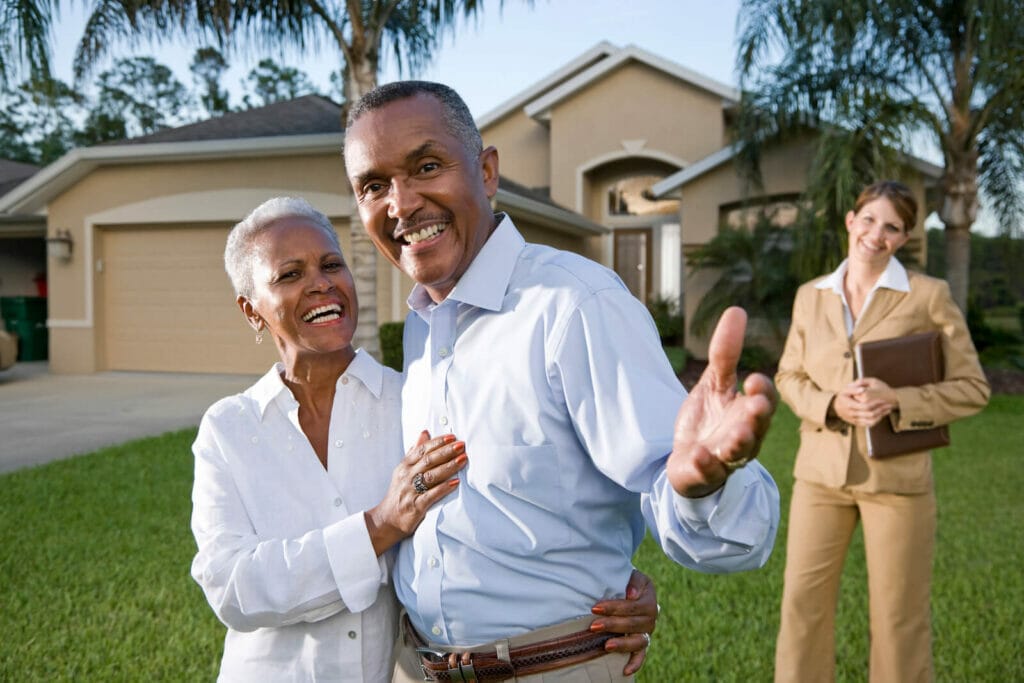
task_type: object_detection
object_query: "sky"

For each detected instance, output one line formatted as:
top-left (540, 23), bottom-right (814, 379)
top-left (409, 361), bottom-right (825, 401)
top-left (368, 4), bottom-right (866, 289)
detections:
top-left (50, 0), bottom-right (745, 119)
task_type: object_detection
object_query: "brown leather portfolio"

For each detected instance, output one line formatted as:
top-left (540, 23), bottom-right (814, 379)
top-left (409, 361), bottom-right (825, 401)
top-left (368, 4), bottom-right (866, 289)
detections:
top-left (854, 331), bottom-right (949, 457)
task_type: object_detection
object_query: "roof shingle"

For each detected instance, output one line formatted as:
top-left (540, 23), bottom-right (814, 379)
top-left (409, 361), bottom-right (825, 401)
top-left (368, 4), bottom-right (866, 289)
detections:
top-left (113, 94), bottom-right (343, 145)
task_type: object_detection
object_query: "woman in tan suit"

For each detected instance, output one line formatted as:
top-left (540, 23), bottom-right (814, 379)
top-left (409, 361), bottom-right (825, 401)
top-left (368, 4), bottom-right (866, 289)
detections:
top-left (773, 181), bottom-right (990, 682)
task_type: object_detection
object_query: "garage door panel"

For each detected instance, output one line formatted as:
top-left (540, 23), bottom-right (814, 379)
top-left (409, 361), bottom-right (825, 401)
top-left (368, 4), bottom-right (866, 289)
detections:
top-left (102, 226), bottom-right (279, 373)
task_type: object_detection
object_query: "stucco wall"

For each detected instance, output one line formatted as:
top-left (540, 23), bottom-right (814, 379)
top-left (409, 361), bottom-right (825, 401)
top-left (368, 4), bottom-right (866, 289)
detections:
top-left (481, 109), bottom-right (551, 190)
top-left (547, 61), bottom-right (727, 212)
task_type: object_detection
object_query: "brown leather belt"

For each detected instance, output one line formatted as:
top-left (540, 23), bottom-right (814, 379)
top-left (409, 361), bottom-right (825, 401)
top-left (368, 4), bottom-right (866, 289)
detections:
top-left (403, 614), bottom-right (619, 682)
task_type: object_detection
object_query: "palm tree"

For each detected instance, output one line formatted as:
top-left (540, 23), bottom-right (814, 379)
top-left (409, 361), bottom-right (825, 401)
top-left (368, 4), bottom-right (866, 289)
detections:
top-left (686, 215), bottom-right (799, 350)
top-left (735, 0), bottom-right (1024, 311)
top-left (71, 0), bottom-right (500, 356)
top-left (0, 0), bottom-right (57, 86)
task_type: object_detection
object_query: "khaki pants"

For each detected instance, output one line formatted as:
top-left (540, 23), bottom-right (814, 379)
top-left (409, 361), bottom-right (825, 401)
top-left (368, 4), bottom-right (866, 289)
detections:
top-left (392, 614), bottom-right (632, 683)
top-left (775, 479), bottom-right (936, 683)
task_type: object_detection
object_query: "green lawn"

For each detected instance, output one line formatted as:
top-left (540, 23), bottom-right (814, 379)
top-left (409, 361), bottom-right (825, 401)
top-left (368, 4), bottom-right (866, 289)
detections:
top-left (1, 398), bottom-right (1022, 681)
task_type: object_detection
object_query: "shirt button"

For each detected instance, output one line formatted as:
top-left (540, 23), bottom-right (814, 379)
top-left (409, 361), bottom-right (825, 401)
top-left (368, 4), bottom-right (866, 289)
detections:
top-left (341, 376), bottom-right (349, 385)
top-left (334, 439), bottom-right (343, 448)
top-left (334, 497), bottom-right (343, 507)
top-left (428, 556), bottom-right (439, 568)
top-left (431, 626), bottom-right (442, 636)
top-left (843, 351), bottom-right (851, 358)
top-left (362, 430), bottom-right (370, 439)
top-left (440, 416), bottom-right (449, 426)
top-left (348, 630), bottom-right (357, 639)
top-left (250, 436), bottom-right (258, 444)
top-left (439, 347), bottom-right (450, 358)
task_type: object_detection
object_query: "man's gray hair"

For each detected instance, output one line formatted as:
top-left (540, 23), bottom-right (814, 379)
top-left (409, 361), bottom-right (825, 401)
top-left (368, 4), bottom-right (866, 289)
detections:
top-left (225, 196), bottom-right (342, 299)
top-left (345, 80), bottom-right (483, 157)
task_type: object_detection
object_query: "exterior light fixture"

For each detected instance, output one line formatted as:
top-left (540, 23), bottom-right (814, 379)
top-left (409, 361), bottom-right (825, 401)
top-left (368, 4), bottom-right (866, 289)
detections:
top-left (46, 229), bottom-right (73, 262)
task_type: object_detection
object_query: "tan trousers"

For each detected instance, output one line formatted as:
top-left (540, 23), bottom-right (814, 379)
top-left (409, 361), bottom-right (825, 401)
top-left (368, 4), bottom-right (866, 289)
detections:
top-left (392, 614), bottom-right (632, 683)
top-left (775, 479), bottom-right (936, 683)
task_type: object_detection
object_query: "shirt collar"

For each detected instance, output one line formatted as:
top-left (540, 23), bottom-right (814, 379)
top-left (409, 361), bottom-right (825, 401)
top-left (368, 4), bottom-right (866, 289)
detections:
top-left (249, 349), bottom-right (383, 420)
top-left (407, 213), bottom-right (524, 316)
top-left (814, 257), bottom-right (910, 294)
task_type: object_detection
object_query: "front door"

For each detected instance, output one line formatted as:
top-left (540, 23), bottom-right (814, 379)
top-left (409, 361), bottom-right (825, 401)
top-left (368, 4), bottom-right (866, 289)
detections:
top-left (613, 228), bottom-right (652, 304)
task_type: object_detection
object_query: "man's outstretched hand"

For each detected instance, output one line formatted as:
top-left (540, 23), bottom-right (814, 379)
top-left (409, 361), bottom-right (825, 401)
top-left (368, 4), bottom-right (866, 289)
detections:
top-left (666, 307), bottom-right (777, 498)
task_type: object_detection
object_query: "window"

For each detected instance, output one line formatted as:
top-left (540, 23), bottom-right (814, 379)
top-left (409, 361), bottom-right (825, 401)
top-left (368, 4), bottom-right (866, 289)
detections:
top-left (607, 175), bottom-right (678, 217)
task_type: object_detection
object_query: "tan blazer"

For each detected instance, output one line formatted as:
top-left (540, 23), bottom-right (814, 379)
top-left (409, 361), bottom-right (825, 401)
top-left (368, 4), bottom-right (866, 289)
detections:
top-left (776, 270), bottom-right (990, 494)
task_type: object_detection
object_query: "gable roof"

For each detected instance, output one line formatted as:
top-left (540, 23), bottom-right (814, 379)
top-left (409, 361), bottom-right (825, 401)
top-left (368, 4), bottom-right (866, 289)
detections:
top-left (476, 42), bottom-right (619, 129)
top-left (522, 43), bottom-right (739, 123)
top-left (116, 94), bottom-right (343, 145)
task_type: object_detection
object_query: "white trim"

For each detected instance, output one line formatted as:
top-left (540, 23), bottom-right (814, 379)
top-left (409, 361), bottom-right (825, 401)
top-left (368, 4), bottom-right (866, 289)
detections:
top-left (651, 146), bottom-right (738, 198)
top-left (524, 44), bottom-right (738, 121)
top-left (476, 42), bottom-right (619, 129)
top-left (575, 147), bottom-right (689, 213)
top-left (650, 144), bottom-right (946, 198)
top-left (0, 133), bottom-right (345, 214)
top-left (659, 222), bottom-right (681, 300)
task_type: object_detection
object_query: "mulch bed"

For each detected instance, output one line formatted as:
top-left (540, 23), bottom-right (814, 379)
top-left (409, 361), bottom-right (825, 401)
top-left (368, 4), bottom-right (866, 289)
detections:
top-left (678, 360), bottom-right (1024, 395)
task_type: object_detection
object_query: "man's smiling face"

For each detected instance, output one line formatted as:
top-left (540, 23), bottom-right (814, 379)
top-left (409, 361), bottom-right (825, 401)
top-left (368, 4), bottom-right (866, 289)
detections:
top-left (344, 93), bottom-right (499, 302)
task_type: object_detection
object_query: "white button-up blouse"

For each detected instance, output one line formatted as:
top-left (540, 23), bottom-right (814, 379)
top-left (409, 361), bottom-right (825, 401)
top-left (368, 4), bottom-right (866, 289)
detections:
top-left (190, 350), bottom-right (403, 682)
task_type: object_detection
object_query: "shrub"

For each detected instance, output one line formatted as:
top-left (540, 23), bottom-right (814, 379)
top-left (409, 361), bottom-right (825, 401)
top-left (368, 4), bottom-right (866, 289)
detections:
top-left (646, 295), bottom-right (684, 345)
top-left (379, 321), bottom-right (404, 371)
top-left (662, 345), bottom-right (687, 375)
top-left (739, 344), bottom-right (776, 372)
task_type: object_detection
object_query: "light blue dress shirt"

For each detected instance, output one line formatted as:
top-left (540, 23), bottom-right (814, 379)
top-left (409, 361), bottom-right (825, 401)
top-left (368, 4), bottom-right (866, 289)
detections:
top-left (395, 216), bottom-right (780, 645)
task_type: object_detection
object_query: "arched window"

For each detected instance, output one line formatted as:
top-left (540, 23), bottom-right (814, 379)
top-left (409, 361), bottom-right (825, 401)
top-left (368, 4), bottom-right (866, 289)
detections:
top-left (606, 174), bottom-right (679, 217)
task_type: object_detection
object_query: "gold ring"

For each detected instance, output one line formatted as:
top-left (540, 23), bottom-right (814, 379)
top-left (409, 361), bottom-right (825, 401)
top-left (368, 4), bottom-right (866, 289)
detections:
top-left (722, 455), bottom-right (752, 472)
top-left (715, 445), bottom-right (750, 471)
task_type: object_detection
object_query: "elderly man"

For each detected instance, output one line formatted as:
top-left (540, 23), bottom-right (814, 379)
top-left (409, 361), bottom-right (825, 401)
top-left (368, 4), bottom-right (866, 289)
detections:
top-left (344, 80), bottom-right (781, 682)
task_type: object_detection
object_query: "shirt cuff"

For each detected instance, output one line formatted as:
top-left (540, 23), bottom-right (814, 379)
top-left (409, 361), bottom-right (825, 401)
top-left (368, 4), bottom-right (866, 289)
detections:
top-left (672, 466), bottom-right (762, 548)
top-left (323, 512), bottom-right (384, 613)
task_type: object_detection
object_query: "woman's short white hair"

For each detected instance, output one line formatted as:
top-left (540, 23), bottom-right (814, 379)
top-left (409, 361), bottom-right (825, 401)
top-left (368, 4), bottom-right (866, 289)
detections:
top-left (225, 196), bottom-right (342, 298)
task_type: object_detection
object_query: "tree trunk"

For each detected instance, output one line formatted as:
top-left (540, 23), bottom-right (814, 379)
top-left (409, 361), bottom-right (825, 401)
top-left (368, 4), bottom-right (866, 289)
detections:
top-left (343, 55), bottom-right (382, 357)
top-left (944, 225), bottom-right (972, 311)
top-left (938, 154), bottom-right (979, 312)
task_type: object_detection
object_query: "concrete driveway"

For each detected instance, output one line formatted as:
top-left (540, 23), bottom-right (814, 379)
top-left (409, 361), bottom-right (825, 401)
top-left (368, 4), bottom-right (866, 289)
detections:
top-left (0, 361), bottom-right (259, 474)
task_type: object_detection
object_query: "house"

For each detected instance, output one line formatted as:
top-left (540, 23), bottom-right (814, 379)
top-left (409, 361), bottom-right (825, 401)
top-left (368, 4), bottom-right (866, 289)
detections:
top-left (0, 95), bottom-right (601, 374)
top-left (0, 43), bottom-right (940, 375)
top-left (476, 42), bottom-right (941, 358)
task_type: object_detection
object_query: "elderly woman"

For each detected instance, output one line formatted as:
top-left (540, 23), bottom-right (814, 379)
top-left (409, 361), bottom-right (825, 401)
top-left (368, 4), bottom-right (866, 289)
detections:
top-left (773, 181), bottom-right (990, 682)
top-left (190, 197), bottom-right (657, 682)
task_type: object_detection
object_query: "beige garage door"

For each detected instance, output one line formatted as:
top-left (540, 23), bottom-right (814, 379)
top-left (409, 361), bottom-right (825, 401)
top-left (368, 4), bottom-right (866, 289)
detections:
top-left (100, 225), bottom-right (279, 373)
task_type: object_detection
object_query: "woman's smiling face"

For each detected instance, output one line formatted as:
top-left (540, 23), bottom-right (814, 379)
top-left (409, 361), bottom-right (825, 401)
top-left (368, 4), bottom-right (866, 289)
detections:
top-left (245, 216), bottom-right (358, 359)
top-left (845, 196), bottom-right (910, 266)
